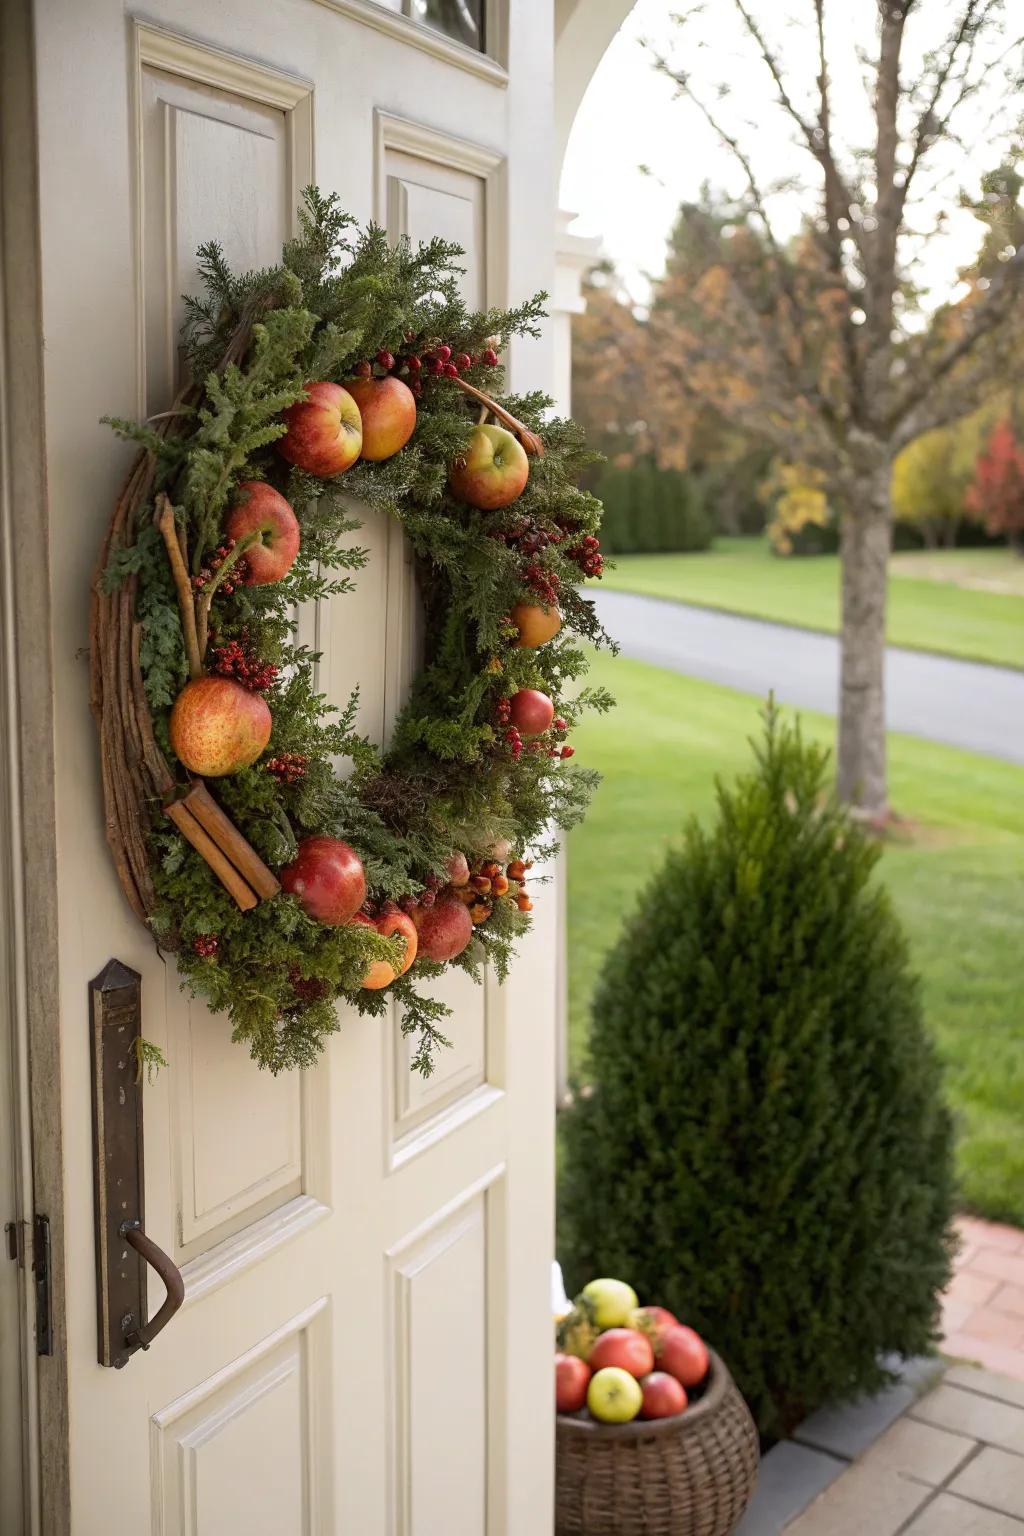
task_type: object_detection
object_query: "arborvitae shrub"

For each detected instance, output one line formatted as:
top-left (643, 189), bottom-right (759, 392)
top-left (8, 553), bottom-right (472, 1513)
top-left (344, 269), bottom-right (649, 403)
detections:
top-left (597, 459), bottom-right (712, 554)
top-left (558, 708), bottom-right (955, 1441)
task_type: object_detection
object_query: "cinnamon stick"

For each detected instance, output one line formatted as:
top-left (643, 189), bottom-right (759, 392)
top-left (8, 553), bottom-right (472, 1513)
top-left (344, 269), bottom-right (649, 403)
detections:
top-left (451, 376), bottom-right (545, 457)
top-left (181, 781), bottom-right (281, 900)
top-left (164, 799), bottom-right (259, 912)
top-left (155, 493), bottom-right (203, 679)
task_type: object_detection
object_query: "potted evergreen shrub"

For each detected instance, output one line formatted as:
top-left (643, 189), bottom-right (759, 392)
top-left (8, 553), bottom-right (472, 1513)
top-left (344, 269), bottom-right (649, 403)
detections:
top-left (559, 706), bottom-right (956, 1441)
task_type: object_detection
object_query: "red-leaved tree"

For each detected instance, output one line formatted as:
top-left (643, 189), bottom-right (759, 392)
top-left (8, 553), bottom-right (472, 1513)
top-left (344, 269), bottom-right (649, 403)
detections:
top-left (965, 419), bottom-right (1024, 551)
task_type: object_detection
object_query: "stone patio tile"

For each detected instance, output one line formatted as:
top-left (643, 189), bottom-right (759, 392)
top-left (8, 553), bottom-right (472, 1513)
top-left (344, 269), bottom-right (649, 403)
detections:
top-left (793, 1378), bottom-right (918, 1459)
top-left (911, 1382), bottom-right (1024, 1454)
top-left (856, 1415), bottom-right (976, 1486)
top-left (734, 1441), bottom-right (846, 1536)
top-left (945, 1366), bottom-right (1024, 1410)
top-left (783, 1460), bottom-right (929, 1536)
top-left (902, 1492), bottom-right (1024, 1534)
top-left (971, 1252), bottom-right (1024, 1289)
top-left (951, 1447), bottom-right (1024, 1521)
top-left (992, 1287), bottom-right (1024, 1321)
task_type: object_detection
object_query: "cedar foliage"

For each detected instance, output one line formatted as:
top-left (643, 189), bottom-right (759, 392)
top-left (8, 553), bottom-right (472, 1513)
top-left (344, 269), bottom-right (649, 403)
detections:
top-left (558, 706), bottom-right (955, 1440)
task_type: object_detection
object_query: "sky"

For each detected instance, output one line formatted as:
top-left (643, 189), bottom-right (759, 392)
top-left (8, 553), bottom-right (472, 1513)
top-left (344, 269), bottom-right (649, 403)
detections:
top-left (560, 0), bottom-right (1019, 312)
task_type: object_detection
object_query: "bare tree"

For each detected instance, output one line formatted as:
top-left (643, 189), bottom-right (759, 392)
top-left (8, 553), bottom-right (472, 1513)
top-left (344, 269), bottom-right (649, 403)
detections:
top-left (648, 0), bottom-right (1024, 815)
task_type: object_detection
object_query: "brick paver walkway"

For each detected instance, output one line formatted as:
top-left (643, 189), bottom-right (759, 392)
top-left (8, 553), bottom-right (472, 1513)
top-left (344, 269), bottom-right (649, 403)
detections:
top-left (944, 1216), bottom-right (1024, 1382)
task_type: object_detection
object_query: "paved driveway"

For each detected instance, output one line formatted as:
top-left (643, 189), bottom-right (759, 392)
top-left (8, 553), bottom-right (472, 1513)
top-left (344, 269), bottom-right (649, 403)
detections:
top-left (591, 589), bottom-right (1024, 765)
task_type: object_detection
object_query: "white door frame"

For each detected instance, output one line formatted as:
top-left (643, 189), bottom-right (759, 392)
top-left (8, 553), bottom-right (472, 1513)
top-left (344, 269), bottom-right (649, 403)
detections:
top-left (0, 2), bottom-right (70, 1531)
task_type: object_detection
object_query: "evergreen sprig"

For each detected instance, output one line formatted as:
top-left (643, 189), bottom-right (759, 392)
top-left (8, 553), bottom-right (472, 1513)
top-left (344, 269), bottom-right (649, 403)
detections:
top-left (103, 188), bottom-right (613, 1075)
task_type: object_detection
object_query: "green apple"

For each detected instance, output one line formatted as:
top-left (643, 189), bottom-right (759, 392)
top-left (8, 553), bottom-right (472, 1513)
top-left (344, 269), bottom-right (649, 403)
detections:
top-left (587, 1366), bottom-right (643, 1424)
top-left (581, 1277), bottom-right (639, 1330)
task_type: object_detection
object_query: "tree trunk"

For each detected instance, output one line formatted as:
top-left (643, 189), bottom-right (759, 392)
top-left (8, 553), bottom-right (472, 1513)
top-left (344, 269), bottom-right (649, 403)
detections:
top-left (837, 453), bottom-right (892, 817)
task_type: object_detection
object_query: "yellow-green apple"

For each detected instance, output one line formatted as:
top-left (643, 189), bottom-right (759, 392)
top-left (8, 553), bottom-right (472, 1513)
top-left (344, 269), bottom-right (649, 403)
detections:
top-left (511, 602), bottom-right (561, 649)
top-left (345, 375), bottom-right (417, 461)
top-left (169, 676), bottom-right (271, 777)
top-left (509, 688), bottom-right (554, 738)
top-left (580, 1277), bottom-right (639, 1330)
top-left (587, 1367), bottom-right (642, 1424)
top-left (351, 909), bottom-right (418, 989)
top-left (225, 481), bottom-right (300, 585)
top-left (281, 836), bottom-right (366, 925)
top-left (277, 381), bottom-right (362, 477)
top-left (448, 424), bottom-right (529, 510)
top-left (412, 893), bottom-right (473, 962)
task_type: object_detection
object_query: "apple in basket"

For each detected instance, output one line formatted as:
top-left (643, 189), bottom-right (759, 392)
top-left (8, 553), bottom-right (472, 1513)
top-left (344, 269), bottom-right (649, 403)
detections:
top-left (555, 1353), bottom-right (591, 1414)
top-left (587, 1328), bottom-right (654, 1380)
top-left (579, 1277), bottom-right (638, 1330)
top-left (587, 1366), bottom-right (642, 1424)
top-left (639, 1371), bottom-right (688, 1420)
top-left (659, 1325), bottom-right (709, 1389)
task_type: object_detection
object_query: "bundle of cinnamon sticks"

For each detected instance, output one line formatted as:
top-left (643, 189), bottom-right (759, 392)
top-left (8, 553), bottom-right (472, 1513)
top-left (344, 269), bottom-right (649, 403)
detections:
top-left (164, 781), bottom-right (280, 912)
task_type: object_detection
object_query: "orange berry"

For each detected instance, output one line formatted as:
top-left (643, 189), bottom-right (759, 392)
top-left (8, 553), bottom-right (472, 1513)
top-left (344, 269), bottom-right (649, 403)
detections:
top-left (491, 874), bottom-right (510, 896)
top-left (516, 892), bottom-right (533, 913)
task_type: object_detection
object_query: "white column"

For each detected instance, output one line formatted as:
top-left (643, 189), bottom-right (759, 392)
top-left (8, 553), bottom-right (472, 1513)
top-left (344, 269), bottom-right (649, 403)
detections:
top-left (551, 210), bottom-right (601, 1102)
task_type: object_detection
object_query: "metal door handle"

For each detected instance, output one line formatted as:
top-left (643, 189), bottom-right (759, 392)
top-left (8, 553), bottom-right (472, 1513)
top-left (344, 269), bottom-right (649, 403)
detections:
top-left (119, 1221), bottom-right (184, 1355)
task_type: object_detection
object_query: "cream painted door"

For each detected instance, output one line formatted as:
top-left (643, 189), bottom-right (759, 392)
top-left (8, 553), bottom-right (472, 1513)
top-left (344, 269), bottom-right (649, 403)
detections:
top-left (30, 3), bottom-right (556, 1531)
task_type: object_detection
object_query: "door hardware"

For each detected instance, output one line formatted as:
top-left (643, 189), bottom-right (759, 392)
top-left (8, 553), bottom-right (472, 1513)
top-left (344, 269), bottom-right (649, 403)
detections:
top-left (90, 960), bottom-right (184, 1367)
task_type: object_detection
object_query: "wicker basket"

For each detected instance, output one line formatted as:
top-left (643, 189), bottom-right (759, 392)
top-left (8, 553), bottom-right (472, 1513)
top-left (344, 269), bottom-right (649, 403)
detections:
top-left (556, 1349), bottom-right (759, 1536)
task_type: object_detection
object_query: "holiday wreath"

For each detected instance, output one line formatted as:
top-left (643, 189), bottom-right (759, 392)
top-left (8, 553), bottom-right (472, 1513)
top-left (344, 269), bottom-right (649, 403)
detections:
top-left (91, 190), bottom-right (613, 1076)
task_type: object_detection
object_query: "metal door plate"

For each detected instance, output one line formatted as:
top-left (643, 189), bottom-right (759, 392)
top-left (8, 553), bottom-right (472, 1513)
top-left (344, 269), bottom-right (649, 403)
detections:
top-left (90, 960), bottom-right (146, 1368)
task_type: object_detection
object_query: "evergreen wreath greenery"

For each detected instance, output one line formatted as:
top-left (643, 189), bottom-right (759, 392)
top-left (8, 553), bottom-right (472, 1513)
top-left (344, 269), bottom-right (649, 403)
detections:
top-left (557, 705), bottom-right (955, 1441)
top-left (95, 189), bottom-right (613, 1076)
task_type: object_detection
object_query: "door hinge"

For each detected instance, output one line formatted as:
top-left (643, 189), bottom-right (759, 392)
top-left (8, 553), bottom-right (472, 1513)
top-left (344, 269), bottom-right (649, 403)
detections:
top-left (33, 1214), bottom-right (53, 1356)
top-left (4, 1219), bottom-right (23, 1263)
top-left (4, 1214), bottom-right (53, 1355)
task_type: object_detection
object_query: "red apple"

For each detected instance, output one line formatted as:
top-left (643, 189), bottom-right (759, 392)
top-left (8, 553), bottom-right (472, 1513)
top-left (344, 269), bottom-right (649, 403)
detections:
top-left (413, 894), bottom-right (474, 962)
top-left (169, 676), bottom-right (271, 777)
top-left (448, 424), bottom-right (529, 510)
top-left (555, 1353), bottom-right (591, 1414)
top-left (508, 689), bottom-right (554, 739)
top-left (281, 836), bottom-right (367, 925)
top-left (639, 1371), bottom-right (688, 1420)
top-left (659, 1326), bottom-right (709, 1389)
top-left (351, 910), bottom-right (418, 989)
top-left (446, 851), bottom-right (470, 888)
top-left (345, 375), bottom-right (417, 461)
top-left (224, 481), bottom-right (300, 585)
top-left (628, 1305), bottom-right (680, 1356)
top-left (587, 1328), bottom-right (655, 1381)
top-left (277, 381), bottom-right (362, 477)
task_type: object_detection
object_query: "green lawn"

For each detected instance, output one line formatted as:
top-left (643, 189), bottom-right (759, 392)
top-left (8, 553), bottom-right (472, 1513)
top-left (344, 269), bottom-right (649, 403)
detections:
top-left (567, 650), bottom-right (1024, 1225)
top-left (602, 540), bottom-right (1024, 670)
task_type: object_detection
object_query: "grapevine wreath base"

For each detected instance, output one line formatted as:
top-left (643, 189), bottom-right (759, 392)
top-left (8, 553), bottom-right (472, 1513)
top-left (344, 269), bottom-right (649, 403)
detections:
top-left (91, 191), bottom-right (613, 1075)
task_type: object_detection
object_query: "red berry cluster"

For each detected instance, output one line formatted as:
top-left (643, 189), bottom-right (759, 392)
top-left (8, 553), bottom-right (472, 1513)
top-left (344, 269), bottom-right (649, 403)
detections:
top-left (191, 540), bottom-right (250, 595)
top-left (568, 534), bottom-right (604, 579)
top-left (524, 562), bottom-right (560, 604)
top-left (266, 752), bottom-right (307, 785)
top-left (289, 968), bottom-right (329, 1004)
top-left (210, 633), bottom-right (279, 693)
top-left (357, 336), bottom-right (500, 399)
top-left (192, 934), bottom-right (219, 958)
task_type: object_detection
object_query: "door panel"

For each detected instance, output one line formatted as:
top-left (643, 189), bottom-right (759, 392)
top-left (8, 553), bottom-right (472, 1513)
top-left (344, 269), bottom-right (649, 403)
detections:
top-left (32, 3), bottom-right (556, 1531)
